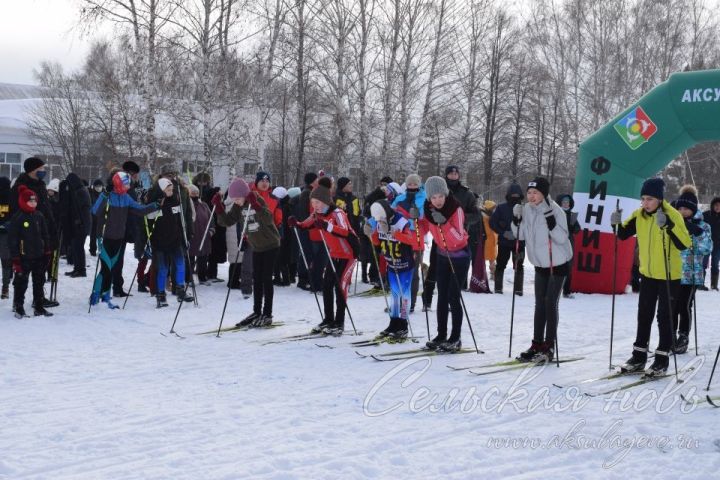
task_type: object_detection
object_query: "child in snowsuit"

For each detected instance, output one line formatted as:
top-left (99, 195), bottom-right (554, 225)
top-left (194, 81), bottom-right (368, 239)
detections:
top-left (8, 186), bottom-right (51, 317)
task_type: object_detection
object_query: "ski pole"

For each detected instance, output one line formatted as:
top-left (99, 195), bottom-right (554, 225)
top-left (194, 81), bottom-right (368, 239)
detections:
top-left (318, 228), bottom-right (358, 335)
top-left (413, 218), bottom-right (431, 341)
top-left (509, 223), bottom-right (521, 357)
top-left (369, 228), bottom-right (393, 325)
top-left (610, 199), bottom-right (620, 370)
top-left (690, 237), bottom-right (698, 356)
top-left (707, 344), bottom-right (720, 391)
top-left (292, 225), bottom-right (325, 324)
top-left (662, 228), bottom-right (680, 380)
top-left (215, 203), bottom-right (252, 337)
top-left (436, 227), bottom-right (481, 354)
top-left (123, 217), bottom-right (155, 309)
top-left (169, 204), bottom-right (216, 333)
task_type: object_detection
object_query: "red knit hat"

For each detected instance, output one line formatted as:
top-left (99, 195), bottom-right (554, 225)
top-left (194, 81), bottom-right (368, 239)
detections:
top-left (18, 185), bottom-right (37, 213)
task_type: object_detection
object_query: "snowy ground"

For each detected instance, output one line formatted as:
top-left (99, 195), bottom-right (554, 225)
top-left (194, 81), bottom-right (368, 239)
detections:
top-left (3, 249), bottom-right (720, 479)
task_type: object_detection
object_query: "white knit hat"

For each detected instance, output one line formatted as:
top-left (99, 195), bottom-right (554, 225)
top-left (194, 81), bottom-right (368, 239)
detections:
top-left (47, 178), bottom-right (60, 192)
top-left (158, 178), bottom-right (173, 191)
top-left (272, 186), bottom-right (288, 199)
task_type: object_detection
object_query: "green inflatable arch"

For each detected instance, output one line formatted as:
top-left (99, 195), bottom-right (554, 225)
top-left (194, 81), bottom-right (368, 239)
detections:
top-left (572, 69), bottom-right (720, 294)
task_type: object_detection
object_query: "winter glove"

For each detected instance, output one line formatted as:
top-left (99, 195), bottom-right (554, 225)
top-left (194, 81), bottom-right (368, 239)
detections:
top-left (512, 203), bottom-right (523, 220)
top-left (431, 210), bottom-right (447, 225)
top-left (287, 216), bottom-right (299, 229)
top-left (409, 206), bottom-right (420, 220)
top-left (211, 192), bottom-right (225, 214)
top-left (363, 222), bottom-right (373, 238)
top-left (377, 220), bottom-right (389, 234)
top-left (502, 230), bottom-right (515, 241)
top-left (246, 191), bottom-right (261, 210)
top-left (314, 218), bottom-right (329, 231)
top-left (610, 209), bottom-right (622, 226)
top-left (11, 257), bottom-right (22, 274)
top-left (544, 210), bottom-right (556, 230)
top-left (686, 219), bottom-right (703, 236)
top-left (655, 210), bottom-right (673, 229)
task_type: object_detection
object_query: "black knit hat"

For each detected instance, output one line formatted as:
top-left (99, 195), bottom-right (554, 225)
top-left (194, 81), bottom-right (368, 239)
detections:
top-left (380, 176), bottom-right (393, 185)
top-left (304, 172), bottom-right (318, 186)
top-left (337, 177), bottom-right (351, 192)
top-left (122, 161), bottom-right (140, 174)
top-left (527, 176), bottom-right (550, 198)
top-left (445, 165), bottom-right (460, 176)
top-left (640, 177), bottom-right (665, 200)
top-left (23, 157), bottom-right (45, 173)
top-left (673, 185), bottom-right (699, 214)
top-left (256, 171), bottom-right (270, 184)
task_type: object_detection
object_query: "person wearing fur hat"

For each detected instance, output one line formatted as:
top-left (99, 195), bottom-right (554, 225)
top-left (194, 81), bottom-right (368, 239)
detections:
top-left (611, 177), bottom-right (691, 375)
top-left (91, 171), bottom-right (160, 309)
top-left (212, 178), bottom-right (281, 327)
top-left (489, 183), bottom-right (525, 295)
top-left (670, 185), bottom-right (712, 354)
top-left (511, 177), bottom-right (573, 363)
top-left (703, 197), bottom-right (720, 290)
top-left (364, 199), bottom-right (417, 340)
top-left (392, 173), bottom-right (427, 312)
top-left (289, 182), bottom-right (359, 335)
top-left (8, 185), bottom-right (52, 317)
top-left (556, 193), bottom-right (581, 298)
top-left (420, 176), bottom-right (471, 352)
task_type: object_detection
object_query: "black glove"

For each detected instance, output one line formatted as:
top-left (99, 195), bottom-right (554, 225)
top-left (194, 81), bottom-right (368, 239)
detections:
top-left (686, 219), bottom-right (703, 236)
top-left (544, 210), bottom-right (556, 230)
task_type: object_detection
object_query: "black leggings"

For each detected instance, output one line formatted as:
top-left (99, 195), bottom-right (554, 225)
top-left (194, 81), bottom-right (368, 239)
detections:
top-left (435, 254), bottom-right (470, 341)
top-left (13, 257), bottom-right (45, 307)
top-left (253, 248), bottom-right (278, 317)
top-left (533, 269), bottom-right (566, 343)
top-left (323, 258), bottom-right (350, 327)
top-left (634, 276), bottom-right (679, 353)
top-left (673, 284), bottom-right (695, 335)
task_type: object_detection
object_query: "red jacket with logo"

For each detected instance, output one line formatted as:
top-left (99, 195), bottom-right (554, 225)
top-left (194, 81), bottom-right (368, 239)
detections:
top-left (298, 208), bottom-right (355, 260)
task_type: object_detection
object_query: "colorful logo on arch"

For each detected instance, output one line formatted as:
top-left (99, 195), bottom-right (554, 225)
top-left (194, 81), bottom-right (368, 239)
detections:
top-left (614, 106), bottom-right (657, 150)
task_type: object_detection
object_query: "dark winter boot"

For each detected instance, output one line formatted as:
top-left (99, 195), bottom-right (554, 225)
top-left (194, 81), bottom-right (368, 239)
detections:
top-left (34, 306), bottom-right (54, 317)
top-left (674, 333), bottom-right (689, 355)
top-left (138, 278), bottom-right (149, 293)
top-left (531, 341), bottom-right (554, 363)
top-left (236, 312), bottom-right (260, 328)
top-left (712, 272), bottom-right (719, 291)
top-left (378, 318), bottom-right (396, 338)
top-left (620, 346), bottom-right (648, 373)
top-left (113, 289), bottom-right (129, 298)
top-left (439, 338), bottom-right (462, 352)
top-left (311, 320), bottom-right (332, 333)
top-left (388, 319), bottom-right (409, 341)
top-left (517, 340), bottom-right (542, 362)
top-left (14, 304), bottom-right (28, 319)
top-left (253, 314), bottom-right (273, 327)
top-left (426, 334), bottom-right (447, 350)
top-left (514, 269), bottom-right (524, 296)
top-left (645, 351), bottom-right (669, 377)
top-left (156, 293), bottom-right (168, 308)
top-left (175, 285), bottom-right (193, 303)
top-left (323, 323), bottom-right (344, 336)
top-left (1, 285), bottom-right (9, 299)
top-left (494, 270), bottom-right (504, 294)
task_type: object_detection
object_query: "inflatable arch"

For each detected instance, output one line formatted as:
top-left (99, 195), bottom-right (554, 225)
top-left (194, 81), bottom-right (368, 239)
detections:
top-left (571, 69), bottom-right (720, 294)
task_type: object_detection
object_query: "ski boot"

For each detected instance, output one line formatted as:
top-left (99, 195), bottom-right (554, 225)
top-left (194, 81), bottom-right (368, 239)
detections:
top-left (236, 312), bottom-right (260, 328)
top-left (89, 291), bottom-right (100, 306)
top-left (531, 341), bottom-right (554, 363)
top-left (426, 334), bottom-right (447, 351)
top-left (387, 319), bottom-right (409, 342)
top-left (138, 279), bottom-right (149, 293)
top-left (156, 293), bottom-right (168, 308)
top-left (175, 285), bottom-right (194, 303)
top-left (34, 306), bottom-right (54, 317)
top-left (439, 337), bottom-right (462, 353)
top-left (1, 285), bottom-right (9, 299)
top-left (253, 314), bottom-right (273, 327)
top-left (323, 323), bottom-right (344, 336)
top-left (645, 351), bottom-right (669, 377)
top-left (517, 340), bottom-right (542, 362)
top-left (42, 298), bottom-right (59, 308)
top-left (14, 304), bottom-right (28, 319)
top-left (101, 293), bottom-right (119, 309)
top-left (113, 289), bottom-right (129, 298)
top-left (311, 321), bottom-right (332, 333)
top-left (674, 333), bottom-right (689, 355)
top-left (620, 346), bottom-right (648, 373)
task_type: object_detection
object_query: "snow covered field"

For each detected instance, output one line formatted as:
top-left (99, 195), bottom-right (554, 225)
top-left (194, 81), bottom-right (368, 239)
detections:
top-left (3, 251), bottom-right (720, 479)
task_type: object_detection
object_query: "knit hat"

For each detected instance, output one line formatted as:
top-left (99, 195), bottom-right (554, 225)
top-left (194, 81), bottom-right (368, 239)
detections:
top-left (187, 184), bottom-right (200, 197)
top-left (425, 176), bottom-right (449, 197)
top-left (287, 187), bottom-right (302, 199)
top-left (160, 163), bottom-right (178, 176)
top-left (256, 171), bottom-right (270, 184)
top-left (386, 182), bottom-right (403, 199)
top-left (445, 165), bottom-right (460, 176)
top-left (318, 176), bottom-right (332, 189)
top-left (674, 185), bottom-right (699, 214)
top-left (272, 186), bottom-right (288, 199)
top-left (405, 173), bottom-right (422, 187)
top-left (336, 177), bottom-right (351, 192)
top-left (227, 178), bottom-right (250, 199)
top-left (527, 176), bottom-right (550, 198)
top-left (158, 178), bottom-right (173, 192)
top-left (304, 172), bottom-right (318, 186)
top-left (18, 185), bottom-right (37, 213)
top-left (122, 161), bottom-right (140, 174)
top-left (47, 178), bottom-right (60, 192)
top-left (92, 178), bottom-right (104, 188)
top-left (23, 157), bottom-right (45, 174)
top-left (640, 177), bottom-right (665, 200)
top-left (380, 176), bottom-right (393, 185)
top-left (112, 171), bottom-right (132, 194)
top-left (310, 185), bottom-right (333, 207)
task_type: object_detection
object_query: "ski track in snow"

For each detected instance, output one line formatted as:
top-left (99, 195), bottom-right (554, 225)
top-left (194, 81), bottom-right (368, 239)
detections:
top-left (2, 250), bottom-right (720, 479)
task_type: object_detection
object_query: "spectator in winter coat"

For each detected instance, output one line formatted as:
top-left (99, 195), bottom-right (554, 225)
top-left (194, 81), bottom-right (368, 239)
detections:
top-left (703, 197), bottom-right (720, 290)
top-left (64, 173), bottom-right (92, 277)
top-left (188, 184), bottom-right (214, 285)
top-left (289, 182), bottom-right (357, 336)
top-left (556, 193), bottom-right (581, 298)
top-left (0, 177), bottom-right (13, 299)
top-left (489, 183), bottom-right (525, 295)
top-left (481, 200), bottom-right (498, 280)
top-left (8, 185), bottom-right (52, 317)
top-left (11, 158), bottom-right (57, 249)
top-left (420, 176), bottom-right (471, 353)
top-left (122, 161), bottom-right (147, 296)
top-left (511, 177), bottom-right (573, 364)
top-left (670, 186), bottom-right (712, 354)
top-left (272, 186), bottom-right (295, 286)
top-left (91, 171), bottom-right (159, 309)
top-left (294, 172), bottom-right (320, 291)
top-left (612, 177), bottom-right (691, 376)
top-left (89, 179), bottom-right (104, 257)
top-left (212, 178), bottom-right (281, 327)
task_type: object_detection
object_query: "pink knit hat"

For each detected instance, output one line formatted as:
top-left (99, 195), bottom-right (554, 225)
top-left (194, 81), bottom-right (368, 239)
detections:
top-left (227, 178), bottom-right (250, 199)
